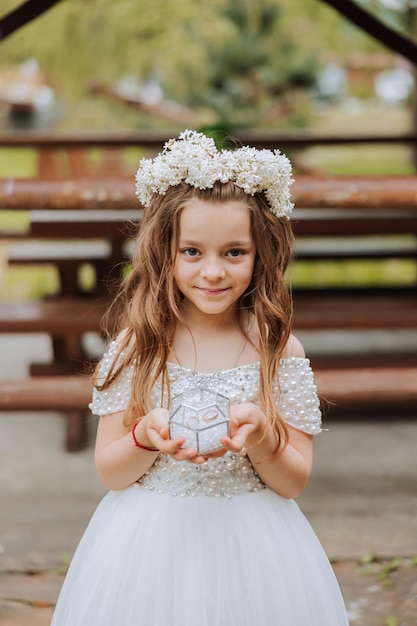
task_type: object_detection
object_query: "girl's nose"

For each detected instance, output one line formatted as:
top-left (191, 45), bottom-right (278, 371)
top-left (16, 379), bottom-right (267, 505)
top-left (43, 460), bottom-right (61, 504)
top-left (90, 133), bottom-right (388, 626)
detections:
top-left (200, 258), bottom-right (226, 280)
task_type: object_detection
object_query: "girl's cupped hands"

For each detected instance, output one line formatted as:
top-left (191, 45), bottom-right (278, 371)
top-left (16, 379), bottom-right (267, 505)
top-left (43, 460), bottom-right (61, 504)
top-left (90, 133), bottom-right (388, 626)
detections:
top-left (142, 402), bottom-right (268, 463)
top-left (220, 403), bottom-right (268, 453)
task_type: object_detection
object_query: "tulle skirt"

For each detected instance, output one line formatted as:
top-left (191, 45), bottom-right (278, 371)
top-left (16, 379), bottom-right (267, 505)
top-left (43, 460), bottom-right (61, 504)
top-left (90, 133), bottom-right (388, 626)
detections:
top-left (51, 486), bottom-right (348, 626)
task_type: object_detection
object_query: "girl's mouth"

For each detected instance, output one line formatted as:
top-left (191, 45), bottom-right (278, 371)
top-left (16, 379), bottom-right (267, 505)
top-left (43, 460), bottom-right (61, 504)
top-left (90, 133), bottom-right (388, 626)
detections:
top-left (197, 287), bottom-right (229, 295)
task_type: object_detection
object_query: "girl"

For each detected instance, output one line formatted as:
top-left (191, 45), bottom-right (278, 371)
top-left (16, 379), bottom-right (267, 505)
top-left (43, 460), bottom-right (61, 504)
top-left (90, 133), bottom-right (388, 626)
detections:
top-left (51, 130), bottom-right (348, 626)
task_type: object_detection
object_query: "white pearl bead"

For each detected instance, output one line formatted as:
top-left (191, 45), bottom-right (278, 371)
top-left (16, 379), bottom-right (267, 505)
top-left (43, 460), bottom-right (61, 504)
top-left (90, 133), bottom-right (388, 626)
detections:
top-left (90, 341), bottom-right (323, 499)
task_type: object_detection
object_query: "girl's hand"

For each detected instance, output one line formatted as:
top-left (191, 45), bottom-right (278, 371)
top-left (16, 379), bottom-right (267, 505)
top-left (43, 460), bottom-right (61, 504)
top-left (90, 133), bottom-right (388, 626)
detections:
top-left (142, 407), bottom-right (209, 465)
top-left (220, 402), bottom-right (267, 453)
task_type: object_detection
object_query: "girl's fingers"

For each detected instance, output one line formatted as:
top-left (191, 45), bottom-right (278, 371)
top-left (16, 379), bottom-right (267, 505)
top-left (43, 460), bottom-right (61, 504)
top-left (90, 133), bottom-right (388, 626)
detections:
top-left (228, 416), bottom-right (242, 436)
top-left (221, 435), bottom-right (245, 453)
top-left (158, 425), bottom-right (170, 440)
top-left (222, 423), bottom-right (254, 452)
top-left (148, 428), bottom-right (208, 464)
top-left (148, 429), bottom-right (183, 452)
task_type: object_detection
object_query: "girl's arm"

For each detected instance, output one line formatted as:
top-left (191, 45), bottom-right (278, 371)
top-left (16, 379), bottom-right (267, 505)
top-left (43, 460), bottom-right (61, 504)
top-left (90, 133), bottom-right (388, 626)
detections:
top-left (95, 407), bottom-right (208, 491)
top-left (95, 410), bottom-right (160, 491)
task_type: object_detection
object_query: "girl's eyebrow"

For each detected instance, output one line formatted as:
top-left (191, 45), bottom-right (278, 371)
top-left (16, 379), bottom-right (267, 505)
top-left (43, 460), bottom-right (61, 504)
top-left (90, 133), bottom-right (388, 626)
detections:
top-left (178, 239), bottom-right (200, 246)
top-left (179, 239), bottom-right (252, 247)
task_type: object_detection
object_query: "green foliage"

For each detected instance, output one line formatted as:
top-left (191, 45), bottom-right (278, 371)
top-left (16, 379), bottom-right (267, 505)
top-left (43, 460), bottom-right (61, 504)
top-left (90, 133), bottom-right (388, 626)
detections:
top-left (188, 0), bottom-right (318, 127)
top-left (358, 550), bottom-right (377, 565)
top-left (2, 0), bottom-right (209, 100)
top-left (378, 557), bottom-right (403, 581)
top-left (356, 554), bottom-right (410, 591)
top-left (0, 0), bottom-right (393, 130)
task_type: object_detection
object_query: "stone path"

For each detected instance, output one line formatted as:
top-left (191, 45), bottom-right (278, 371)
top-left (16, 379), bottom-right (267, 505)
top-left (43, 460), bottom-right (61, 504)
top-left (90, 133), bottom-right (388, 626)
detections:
top-left (1, 558), bottom-right (417, 625)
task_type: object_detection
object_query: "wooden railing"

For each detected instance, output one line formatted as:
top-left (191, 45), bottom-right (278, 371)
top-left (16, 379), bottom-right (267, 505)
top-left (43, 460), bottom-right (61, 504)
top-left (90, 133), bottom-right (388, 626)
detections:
top-left (1, 129), bottom-right (417, 149)
top-left (0, 131), bottom-right (416, 449)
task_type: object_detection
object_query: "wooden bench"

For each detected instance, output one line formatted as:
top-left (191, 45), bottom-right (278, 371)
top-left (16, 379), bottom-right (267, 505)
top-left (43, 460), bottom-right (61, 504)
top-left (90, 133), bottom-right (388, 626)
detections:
top-left (0, 298), bottom-right (108, 375)
top-left (295, 237), bottom-right (417, 261)
top-left (28, 208), bottom-right (140, 238)
top-left (0, 376), bottom-right (93, 451)
top-left (314, 367), bottom-right (417, 407)
top-left (293, 287), bottom-right (417, 331)
top-left (0, 298), bottom-right (107, 334)
top-left (17, 210), bottom-right (137, 296)
top-left (7, 240), bottom-right (113, 296)
top-left (0, 366), bottom-right (415, 452)
top-left (0, 174), bottom-right (416, 451)
top-left (289, 181), bottom-right (417, 371)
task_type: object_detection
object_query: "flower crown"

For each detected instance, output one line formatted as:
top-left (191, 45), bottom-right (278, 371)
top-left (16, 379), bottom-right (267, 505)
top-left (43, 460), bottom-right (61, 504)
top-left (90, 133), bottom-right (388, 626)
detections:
top-left (135, 130), bottom-right (294, 218)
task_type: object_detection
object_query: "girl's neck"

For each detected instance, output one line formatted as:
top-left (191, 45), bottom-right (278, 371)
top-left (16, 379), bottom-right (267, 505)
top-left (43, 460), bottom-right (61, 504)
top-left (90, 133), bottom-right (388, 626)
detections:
top-left (178, 301), bottom-right (239, 332)
top-left (171, 310), bottom-right (259, 373)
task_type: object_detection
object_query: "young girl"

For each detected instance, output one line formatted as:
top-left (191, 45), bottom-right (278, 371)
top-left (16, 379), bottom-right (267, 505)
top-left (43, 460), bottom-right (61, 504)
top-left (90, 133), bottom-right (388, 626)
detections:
top-left (51, 130), bottom-right (348, 626)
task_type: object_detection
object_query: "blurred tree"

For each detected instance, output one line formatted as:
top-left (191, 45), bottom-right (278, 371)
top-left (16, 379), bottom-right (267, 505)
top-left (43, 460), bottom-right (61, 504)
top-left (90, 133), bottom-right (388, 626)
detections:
top-left (187, 0), bottom-right (317, 129)
top-left (1, 0), bottom-right (416, 131)
top-left (323, 0), bottom-right (417, 165)
top-left (0, 0), bottom-right (321, 129)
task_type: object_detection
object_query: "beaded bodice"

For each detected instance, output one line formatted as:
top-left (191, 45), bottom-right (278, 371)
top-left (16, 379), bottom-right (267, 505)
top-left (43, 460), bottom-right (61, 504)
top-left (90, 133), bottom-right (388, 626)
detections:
top-left (90, 341), bottom-right (322, 498)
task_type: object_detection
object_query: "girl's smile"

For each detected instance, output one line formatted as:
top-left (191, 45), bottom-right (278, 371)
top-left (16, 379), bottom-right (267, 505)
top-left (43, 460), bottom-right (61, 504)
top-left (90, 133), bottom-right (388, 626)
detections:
top-left (196, 287), bottom-right (230, 295)
top-left (174, 198), bottom-right (256, 320)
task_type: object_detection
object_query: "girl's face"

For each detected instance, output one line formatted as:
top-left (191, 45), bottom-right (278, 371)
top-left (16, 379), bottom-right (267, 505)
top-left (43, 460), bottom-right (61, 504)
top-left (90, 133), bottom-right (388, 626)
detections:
top-left (174, 198), bottom-right (256, 320)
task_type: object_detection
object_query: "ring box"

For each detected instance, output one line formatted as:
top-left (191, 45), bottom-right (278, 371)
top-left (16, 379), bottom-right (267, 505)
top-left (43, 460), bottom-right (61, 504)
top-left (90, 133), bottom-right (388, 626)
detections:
top-left (169, 387), bottom-right (230, 455)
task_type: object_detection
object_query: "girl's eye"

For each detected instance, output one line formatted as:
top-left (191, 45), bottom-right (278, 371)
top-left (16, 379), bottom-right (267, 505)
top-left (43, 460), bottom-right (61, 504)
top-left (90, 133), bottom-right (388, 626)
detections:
top-left (227, 249), bottom-right (244, 258)
top-left (183, 248), bottom-right (200, 257)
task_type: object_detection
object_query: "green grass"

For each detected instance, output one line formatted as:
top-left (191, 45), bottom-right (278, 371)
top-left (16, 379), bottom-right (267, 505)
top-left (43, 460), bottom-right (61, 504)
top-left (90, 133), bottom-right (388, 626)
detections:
top-left (288, 257), bottom-right (417, 288)
top-left (0, 149), bottom-right (37, 177)
top-left (0, 264), bottom-right (59, 299)
top-left (0, 210), bottom-right (30, 231)
top-left (301, 144), bottom-right (415, 175)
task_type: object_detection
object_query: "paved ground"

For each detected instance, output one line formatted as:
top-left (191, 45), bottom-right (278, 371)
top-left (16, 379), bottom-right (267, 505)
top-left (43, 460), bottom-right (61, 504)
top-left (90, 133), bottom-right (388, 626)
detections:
top-left (0, 334), bottom-right (416, 625)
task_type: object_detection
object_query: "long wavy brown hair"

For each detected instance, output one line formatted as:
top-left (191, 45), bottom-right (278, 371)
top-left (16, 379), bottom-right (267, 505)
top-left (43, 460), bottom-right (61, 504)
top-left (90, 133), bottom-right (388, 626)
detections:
top-left (96, 180), bottom-right (294, 448)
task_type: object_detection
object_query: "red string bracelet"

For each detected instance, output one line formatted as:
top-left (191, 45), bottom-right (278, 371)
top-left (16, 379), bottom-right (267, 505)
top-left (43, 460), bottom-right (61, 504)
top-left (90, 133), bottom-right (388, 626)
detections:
top-left (131, 424), bottom-right (158, 452)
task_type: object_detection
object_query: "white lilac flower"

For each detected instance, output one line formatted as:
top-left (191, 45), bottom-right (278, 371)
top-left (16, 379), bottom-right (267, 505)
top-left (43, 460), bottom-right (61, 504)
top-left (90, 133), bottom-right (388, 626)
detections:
top-left (135, 130), bottom-right (294, 218)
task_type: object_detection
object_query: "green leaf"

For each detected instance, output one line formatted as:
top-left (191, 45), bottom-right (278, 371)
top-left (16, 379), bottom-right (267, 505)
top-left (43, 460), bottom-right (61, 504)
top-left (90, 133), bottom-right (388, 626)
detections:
top-left (378, 557), bottom-right (403, 581)
top-left (358, 551), bottom-right (376, 565)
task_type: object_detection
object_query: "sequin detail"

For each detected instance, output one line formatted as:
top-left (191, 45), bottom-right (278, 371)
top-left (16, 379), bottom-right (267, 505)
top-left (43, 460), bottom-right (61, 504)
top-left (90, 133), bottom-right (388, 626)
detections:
top-left (89, 341), bottom-right (322, 437)
top-left (135, 451), bottom-right (265, 498)
top-left (89, 342), bottom-right (322, 498)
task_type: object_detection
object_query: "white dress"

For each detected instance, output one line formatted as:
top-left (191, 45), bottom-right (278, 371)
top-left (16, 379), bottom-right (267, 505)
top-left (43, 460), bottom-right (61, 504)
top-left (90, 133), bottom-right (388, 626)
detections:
top-left (51, 341), bottom-right (349, 626)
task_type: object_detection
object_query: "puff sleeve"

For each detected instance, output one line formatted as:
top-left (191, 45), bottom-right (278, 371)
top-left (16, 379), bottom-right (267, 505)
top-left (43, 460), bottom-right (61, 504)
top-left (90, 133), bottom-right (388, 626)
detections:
top-left (89, 341), bottom-right (133, 416)
top-left (274, 357), bottom-right (322, 435)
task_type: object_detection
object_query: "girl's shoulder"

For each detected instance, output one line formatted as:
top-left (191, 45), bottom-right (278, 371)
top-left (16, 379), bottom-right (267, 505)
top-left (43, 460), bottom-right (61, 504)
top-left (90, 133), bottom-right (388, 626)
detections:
top-left (281, 334), bottom-right (305, 360)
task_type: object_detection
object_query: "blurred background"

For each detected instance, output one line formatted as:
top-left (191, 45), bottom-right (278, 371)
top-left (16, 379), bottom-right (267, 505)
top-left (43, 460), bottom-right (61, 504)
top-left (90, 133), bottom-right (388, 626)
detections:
top-left (0, 0), bottom-right (416, 300)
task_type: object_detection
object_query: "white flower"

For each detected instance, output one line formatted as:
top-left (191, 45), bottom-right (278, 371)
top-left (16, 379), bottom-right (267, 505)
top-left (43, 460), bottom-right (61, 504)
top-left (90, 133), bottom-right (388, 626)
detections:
top-left (135, 130), bottom-right (294, 218)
